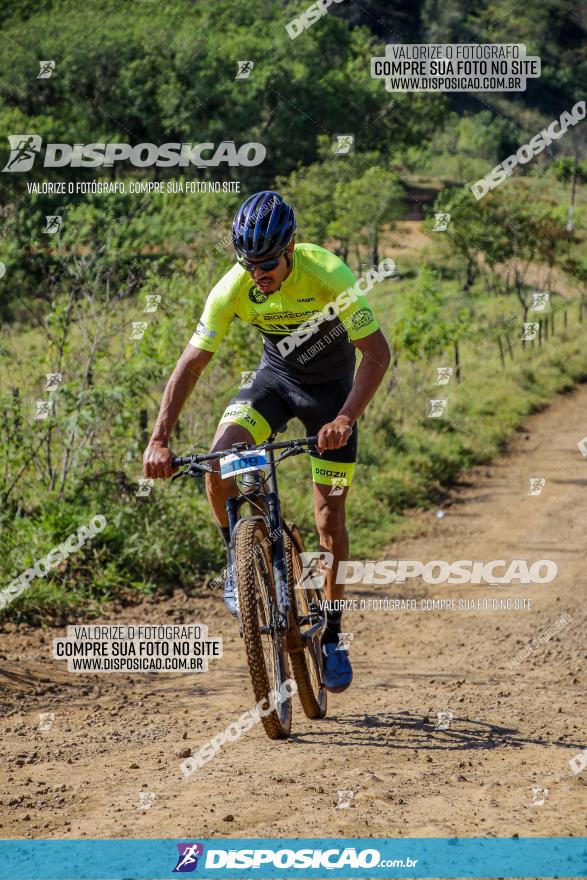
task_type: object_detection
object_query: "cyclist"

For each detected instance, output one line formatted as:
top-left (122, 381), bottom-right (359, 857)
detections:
top-left (143, 191), bottom-right (391, 693)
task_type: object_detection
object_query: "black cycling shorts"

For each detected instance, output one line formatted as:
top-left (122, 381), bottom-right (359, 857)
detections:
top-left (218, 365), bottom-right (357, 487)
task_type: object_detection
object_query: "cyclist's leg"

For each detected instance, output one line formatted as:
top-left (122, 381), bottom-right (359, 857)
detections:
top-left (205, 367), bottom-right (293, 527)
top-left (205, 423), bottom-right (257, 527)
top-left (287, 373), bottom-right (357, 639)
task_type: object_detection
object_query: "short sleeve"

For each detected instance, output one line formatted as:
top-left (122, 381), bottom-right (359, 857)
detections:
top-left (339, 293), bottom-right (379, 342)
top-left (189, 267), bottom-right (239, 353)
top-left (318, 251), bottom-right (380, 342)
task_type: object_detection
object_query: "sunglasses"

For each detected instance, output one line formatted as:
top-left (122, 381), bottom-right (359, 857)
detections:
top-left (237, 251), bottom-right (285, 272)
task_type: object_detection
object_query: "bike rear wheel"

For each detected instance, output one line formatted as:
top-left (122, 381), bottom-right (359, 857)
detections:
top-left (284, 522), bottom-right (327, 719)
top-left (234, 517), bottom-right (292, 739)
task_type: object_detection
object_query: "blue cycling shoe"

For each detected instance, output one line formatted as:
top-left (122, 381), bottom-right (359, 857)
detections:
top-left (322, 641), bottom-right (353, 693)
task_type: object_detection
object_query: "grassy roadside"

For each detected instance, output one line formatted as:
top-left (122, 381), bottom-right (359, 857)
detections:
top-left (1, 272), bottom-right (586, 625)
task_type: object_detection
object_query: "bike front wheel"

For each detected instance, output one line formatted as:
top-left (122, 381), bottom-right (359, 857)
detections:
top-left (234, 517), bottom-right (292, 739)
top-left (284, 522), bottom-right (327, 719)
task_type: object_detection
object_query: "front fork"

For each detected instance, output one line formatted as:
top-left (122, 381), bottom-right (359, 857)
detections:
top-left (225, 456), bottom-right (290, 635)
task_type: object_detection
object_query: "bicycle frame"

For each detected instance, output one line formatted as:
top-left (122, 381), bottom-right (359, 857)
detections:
top-left (225, 444), bottom-right (290, 633)
top-left (172, 436), bottom-right (317, 637)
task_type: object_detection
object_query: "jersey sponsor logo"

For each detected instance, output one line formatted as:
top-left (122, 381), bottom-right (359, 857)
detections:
top-left (196, 320), bottom-right (216, 339)
top-left (248, 286), bottom-right (269, 304)
top-left (351, 307), bottom-right (373, 330)
top-left (315, 467), bottom-right (347, 478)
top-left (257, 321), bottom-right (303, 333)
top-left (296, 297), bottom-right (316, 302)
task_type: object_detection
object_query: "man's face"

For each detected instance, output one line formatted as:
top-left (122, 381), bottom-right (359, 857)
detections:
top-left (247, 241), bottom-right (294, 294)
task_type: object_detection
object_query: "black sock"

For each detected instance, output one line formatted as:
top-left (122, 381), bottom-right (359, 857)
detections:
top-left (322, 606), bottom-right (342, 646)
top-left (217, 525), bottom-right (233, 582)
top-left (217, 525), bottom-right (231, 550)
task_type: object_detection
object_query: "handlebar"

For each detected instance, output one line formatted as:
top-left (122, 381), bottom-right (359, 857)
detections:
top-left (171, 435), bottom-right (318, 468)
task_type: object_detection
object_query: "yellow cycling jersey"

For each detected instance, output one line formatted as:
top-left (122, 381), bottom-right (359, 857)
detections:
top-left (189, 243), bottom-right (379, 382)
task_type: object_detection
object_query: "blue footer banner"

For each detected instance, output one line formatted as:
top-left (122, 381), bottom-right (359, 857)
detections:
top-left (0, 838), bottom-right (585, 879)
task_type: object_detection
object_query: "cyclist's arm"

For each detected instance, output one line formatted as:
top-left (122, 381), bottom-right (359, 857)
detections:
top-left (144, 345), bottom-right (213, 477)
top-left (150, 344), bottom-right (213, 446)
top-left (339, 330), bottom-right (391, 424)
top-left (144, 270), bottom-right (237, 477)
top-left (317, 330), bottom-right (391, 452)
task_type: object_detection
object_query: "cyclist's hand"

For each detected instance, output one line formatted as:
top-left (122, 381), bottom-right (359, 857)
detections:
top-left (316, 416), bottom-right (353, 452)
top-left (143, 440), bottom-right (176, 479)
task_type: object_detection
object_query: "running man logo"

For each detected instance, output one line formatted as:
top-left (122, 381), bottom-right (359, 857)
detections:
top-left (45, 373), bottom-right (63, 391)
top-left (173, 843), bottom-right (204, 873)
top-left (427, 399), bottom-right (447, 418)
top-left (530, 292), bottom-right (550, 312)
top-left (521, 322), bottom-right (539, 341)
top-left (130, 321), bottom-right (149, 340)
top-left (236, 61), bottom-right (254, 79)
top-left (337, 632), bottom-right (353, 651)
top-left (2, 135), bottom-right (42, 172)
top-left (35, 400), bottom-right (54, 420)
top-left (528, 477), bottom-right (546, 496)
top-left (239, 370), bottom-right (257, 389)
top-left (333, 134), bottom-right (355, 154)
top-left (44, 215), bottom-right (62, 234)
top-left (569, 748), bottom-right (587, 776)
top-left (435, 710), bottom-right (453, 730)
top-left (336, 789), bottom-right (354, 809)
top-left (530, 786), bottom-right (549, 807)
top-left (138, 791), bottom-right (156, 811)
top-left (38, 60), bottom-right (56, 79)
top-left (435, 366), bottom-right (453, 385)
top-left (37, 712), bottom-right (55, 731)
top-left (298, 551), bottom-right (333, 591)
top-left (136, 479), bottom-right (154, 497)
top-left (144, 295), bottom-right (161, 313)
top-left (329, 477), bottom-right (347, 497)
top-left (433, 213), bottom-right (451, 231)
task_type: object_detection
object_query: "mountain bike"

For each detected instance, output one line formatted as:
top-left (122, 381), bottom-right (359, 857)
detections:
top-left (172, 435), bottom-right (327, 739)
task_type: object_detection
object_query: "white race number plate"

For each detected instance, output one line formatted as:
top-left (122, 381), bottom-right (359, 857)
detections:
top-left (219, 449), bottom-right (268, 480)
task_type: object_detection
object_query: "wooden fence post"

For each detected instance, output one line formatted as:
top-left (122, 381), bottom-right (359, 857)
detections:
top-left (497, 336), bottom-right (505, 369)
top-left (454, 341), bottom-right (461, 382)
top-left (506, 334), bottom-right (514, 360)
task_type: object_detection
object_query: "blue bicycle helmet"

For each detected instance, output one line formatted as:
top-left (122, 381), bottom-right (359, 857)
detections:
top-left (232, 191), bottom-right (296, 262)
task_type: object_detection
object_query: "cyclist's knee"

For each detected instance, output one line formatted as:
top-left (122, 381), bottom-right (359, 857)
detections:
top-left (210, 423), bottom-right (256, 453)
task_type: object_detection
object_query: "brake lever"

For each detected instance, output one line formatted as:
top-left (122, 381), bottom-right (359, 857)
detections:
top-left (277, 446), bottom-right (310, 463)
top-left (173, 461), bottom-right (215, 479)
top-left (189, 462), bottom-right (214, 474)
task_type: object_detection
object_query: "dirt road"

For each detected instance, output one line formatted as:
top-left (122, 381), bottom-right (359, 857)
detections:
top-left (1, 385), bottom-right (585, 841)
